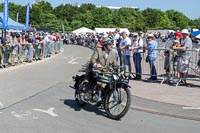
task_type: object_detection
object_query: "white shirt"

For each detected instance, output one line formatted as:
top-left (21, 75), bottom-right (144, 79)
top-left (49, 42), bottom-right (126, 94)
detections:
top-left (131, 38), bottom-right (144, 53)
top-left (44, 36), bottom-right (51, 44)
top-left (120, 37), bottom-right (131, 55)
top-left (114, 33), bottom-right (120, 47)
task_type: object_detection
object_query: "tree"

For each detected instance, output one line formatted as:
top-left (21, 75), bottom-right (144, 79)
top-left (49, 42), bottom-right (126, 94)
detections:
top-left (79, 3), bottom-right (96, 13)
top-left (0, 2), bottom-right (198, 32)
top-left (79, 11), bottom-right (94, 29)
top-left (93, 7), bottom-right (113, 28)
top-left (0, 3), bottom-right (26, 24)
top-left (30, 0), bottom-right (56, 29)
top-left (117, 8), bottom-right (138, 31)
top-left (166, 10), bottom-right (190, 29)
top-left (71, 20), bottom-right (82, 30)
top-left (190, 18), bottom-right (200, 29)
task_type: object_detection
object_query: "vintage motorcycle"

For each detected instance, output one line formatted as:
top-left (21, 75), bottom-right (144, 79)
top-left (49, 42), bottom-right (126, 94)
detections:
top-left (70, 66), bottom-right (131, 120)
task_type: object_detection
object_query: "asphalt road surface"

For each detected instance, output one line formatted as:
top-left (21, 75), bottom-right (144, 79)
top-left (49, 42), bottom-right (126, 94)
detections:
top-left (0, 45), bottom-right (199, 133)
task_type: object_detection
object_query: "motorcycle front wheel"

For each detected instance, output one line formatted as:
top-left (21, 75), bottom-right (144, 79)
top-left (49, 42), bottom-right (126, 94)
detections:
top-left (104, 86), bottom-right (131, 120)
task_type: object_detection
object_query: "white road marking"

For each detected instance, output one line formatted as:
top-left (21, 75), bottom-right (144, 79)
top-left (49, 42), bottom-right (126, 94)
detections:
top-left (33, 108), bottom-right (58, 117)
top-left (0, 101), bottom-right (4, 108)
top-left (183, 107), bottom-right (200, 110)
top-left (0, 112), bottom-right (2, 114)
top-left (11, 111), bottom-right (39, 120)
top-left (68, 59), bottom-right (79, 64)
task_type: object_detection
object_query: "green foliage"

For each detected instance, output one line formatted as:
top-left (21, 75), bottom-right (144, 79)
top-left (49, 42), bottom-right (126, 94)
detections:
top-left (190, 18), bottom-right (200, 29)
top-left (0, 2), bottom-right (199, 32)
top-left (165, 10), bottom-right (190, 29)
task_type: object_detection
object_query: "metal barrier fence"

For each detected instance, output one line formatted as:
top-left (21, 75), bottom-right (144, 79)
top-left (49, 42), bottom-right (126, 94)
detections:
top-left (130, 48), bottom-right (200, 86)
top-left (0, 40), bottom-right (63, 68)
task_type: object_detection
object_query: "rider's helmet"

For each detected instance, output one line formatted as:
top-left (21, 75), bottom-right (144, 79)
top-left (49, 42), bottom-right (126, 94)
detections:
top-left (102, 37), bottom-right (113, 46)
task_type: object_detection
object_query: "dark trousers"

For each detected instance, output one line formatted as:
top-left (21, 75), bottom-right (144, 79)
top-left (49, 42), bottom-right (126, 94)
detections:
top-left (4, 49), bottom-right (10, 64)
top-left (133, 53), bottom-right (142, 78)
top-left (117, 48), bottom-right (122, 66)
top-left (149, 58), bottom-right (157, 80)
top-left (33, 44), bottom-right (40, 60)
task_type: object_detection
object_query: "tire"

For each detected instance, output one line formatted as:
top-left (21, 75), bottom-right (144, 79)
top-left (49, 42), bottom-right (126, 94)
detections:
top-left (75, 90), bottom-right (86, 107)
top-left (74, 76), bottom-right (88, 107)
top-left (104, 85), bottom-right (131, 120)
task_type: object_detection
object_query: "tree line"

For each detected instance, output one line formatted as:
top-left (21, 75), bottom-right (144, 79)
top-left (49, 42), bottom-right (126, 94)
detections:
top-left (0, 1), bottom-right (200, 32)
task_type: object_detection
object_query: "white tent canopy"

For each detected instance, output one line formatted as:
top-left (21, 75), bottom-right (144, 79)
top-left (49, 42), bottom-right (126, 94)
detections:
top-left (95, 28), bottom-right (130, 35)
top-left (72, 27), bottom-right (95, 34)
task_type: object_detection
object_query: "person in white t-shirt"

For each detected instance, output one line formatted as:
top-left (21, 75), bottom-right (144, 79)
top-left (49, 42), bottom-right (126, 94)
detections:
top-left (114, 28), bottom-right (122, 65)
top-left (119, 31), bottom-right (132, 75)
top-left (130, 33), bottom-right (144, 80)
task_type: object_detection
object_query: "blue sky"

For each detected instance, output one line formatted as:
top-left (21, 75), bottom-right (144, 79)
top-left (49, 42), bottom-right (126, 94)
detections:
top-left (7, 0), bottom-right (200, 19)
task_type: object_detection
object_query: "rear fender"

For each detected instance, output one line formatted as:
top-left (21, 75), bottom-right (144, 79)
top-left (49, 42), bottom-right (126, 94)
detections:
top-left (72, 74), bottom-right (86, 81)
top-left (73, 74), bottom-right (88, 90)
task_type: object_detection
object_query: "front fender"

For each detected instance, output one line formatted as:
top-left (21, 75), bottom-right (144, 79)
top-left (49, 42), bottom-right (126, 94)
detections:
top-left (117, 82), bottom-right (131, 88)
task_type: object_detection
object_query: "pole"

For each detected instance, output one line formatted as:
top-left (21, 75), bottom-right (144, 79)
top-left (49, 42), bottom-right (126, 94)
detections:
top-left (16, 12), bottom-right (19, 23)
top-left (1, 30), bottom-right (3, 38)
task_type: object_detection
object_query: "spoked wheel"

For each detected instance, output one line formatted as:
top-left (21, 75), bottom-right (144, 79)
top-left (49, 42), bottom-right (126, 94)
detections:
top-left (104, 86), bottom-right (131, 120)
top-left (75, 90), bottom-right (86, 107)
top-left (74, 76), bottom-right (89, 107)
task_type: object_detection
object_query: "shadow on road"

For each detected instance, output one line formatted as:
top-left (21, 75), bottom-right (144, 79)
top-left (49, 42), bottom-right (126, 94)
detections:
top-left (63, 99), bottom-right (108, 118)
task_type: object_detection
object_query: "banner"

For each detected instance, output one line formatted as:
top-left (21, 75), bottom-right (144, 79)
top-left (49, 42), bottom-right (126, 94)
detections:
top-left (3, 0), bottom-right (9, 28)
top-left (26, 3), bottom-right (30, 29)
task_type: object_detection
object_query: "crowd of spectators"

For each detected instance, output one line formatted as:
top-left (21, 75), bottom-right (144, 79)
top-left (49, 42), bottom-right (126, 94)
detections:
top-left (0, 32), bottom-right (62, 68)
top-left (62, 28), bottom-right (199, 86)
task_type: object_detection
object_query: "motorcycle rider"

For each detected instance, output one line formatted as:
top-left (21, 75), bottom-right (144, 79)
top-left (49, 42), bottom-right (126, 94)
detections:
top-left (90, 37), bottom-right (117, 68)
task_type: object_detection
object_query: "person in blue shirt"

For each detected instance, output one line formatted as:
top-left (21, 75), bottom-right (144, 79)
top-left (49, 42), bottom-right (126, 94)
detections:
top-left (146, 34), bottom-right (158, 80)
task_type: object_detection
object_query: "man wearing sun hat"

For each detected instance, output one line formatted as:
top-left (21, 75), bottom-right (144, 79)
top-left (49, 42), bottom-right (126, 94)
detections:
top-left (146, 33), bottom-right (158, 80)
top-left (172, 29), bottom-right (192, 85)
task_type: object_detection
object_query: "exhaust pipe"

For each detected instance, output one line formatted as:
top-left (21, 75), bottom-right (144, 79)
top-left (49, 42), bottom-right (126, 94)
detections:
top-left (81, 99), bottom-right (97, 106)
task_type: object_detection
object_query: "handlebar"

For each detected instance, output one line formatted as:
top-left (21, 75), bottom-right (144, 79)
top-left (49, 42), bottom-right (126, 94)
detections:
top-left (93, 66), bottom-right (125, 74)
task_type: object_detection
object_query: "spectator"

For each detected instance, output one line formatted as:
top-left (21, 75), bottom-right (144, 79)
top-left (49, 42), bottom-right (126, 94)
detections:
top-left (4, 34), bottom-right (11, 66)
top-left (34, 33), bottom-right (41, 60)
top-left (0, 39), bottom-right (4, 68)
top-left (10, 33), bottom-right (18, 66)
top-left (130, 32), bottom-right (144, 80)
top-left (197, 50), bottom-right (200, 67)
top-left (172, 40), bottom-right (180, 78)
top-left (119, 31), bottom-right (132, 76)
top-left (96, 34), bottom-right (104, 48)
top-left (44, 33), bottom-right (52, 58)
top-left (164, 50), bottom-right (170, 83)
top-left (25, 34), bottom-right (33, 63)
top-left (173, 29), bottom-right (192, 86)
top-left (114, 28), bottom-right (122, 65)
top-left (16, 33), bottom-right (23, 63)
top-left (146, 34), bottom-right (158, 81)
